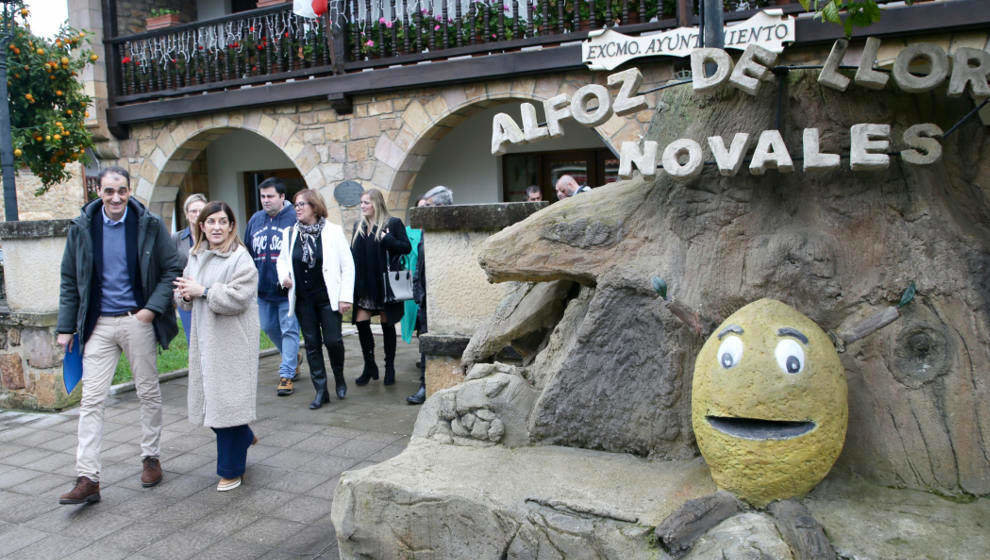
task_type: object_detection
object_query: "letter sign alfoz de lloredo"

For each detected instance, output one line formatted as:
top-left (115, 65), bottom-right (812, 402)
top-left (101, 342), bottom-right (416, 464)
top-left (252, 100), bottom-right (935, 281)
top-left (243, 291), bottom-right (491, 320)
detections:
top-left (491, 24), bottom-right (990, 181)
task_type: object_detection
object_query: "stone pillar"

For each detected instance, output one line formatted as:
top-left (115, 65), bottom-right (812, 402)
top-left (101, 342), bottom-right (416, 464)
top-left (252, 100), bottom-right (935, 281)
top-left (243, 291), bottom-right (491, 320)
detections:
top-left (0, 220), bottom-right (77, 410)
top-left (408, 202), bottom-right (546, 396)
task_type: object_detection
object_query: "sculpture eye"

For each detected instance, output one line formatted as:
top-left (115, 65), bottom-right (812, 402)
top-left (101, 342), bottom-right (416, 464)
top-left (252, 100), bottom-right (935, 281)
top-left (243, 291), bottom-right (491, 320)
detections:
top-left (775, 339), bottom-right (805, 374)
top-left (717, 336), bottom-right (743, 369)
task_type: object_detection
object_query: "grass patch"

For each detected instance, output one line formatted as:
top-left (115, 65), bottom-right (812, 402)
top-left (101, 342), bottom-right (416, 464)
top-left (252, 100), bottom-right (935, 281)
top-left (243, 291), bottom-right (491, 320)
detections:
top-left (112, 322), bottom-right (276, 385)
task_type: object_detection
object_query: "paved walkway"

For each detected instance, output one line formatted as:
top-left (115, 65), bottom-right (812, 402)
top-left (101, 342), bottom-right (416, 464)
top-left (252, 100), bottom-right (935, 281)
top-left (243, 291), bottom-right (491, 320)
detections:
top-left (0, 331), bottom-right (423, 560)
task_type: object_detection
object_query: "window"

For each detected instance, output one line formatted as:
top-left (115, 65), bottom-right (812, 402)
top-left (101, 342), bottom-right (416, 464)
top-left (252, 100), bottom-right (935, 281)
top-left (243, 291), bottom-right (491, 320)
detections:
top-left (502, 148), bottom-right (619, 202)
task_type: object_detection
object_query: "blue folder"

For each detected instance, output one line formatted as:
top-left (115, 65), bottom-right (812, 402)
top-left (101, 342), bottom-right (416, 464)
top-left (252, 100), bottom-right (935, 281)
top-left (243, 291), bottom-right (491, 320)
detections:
top-left (63, 334), bottom-right (82, 394)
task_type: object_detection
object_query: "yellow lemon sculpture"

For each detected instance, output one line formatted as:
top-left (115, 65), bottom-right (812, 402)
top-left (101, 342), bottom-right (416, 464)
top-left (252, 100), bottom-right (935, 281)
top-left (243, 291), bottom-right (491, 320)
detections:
top-left (692, 299), bottom-right (847, 507)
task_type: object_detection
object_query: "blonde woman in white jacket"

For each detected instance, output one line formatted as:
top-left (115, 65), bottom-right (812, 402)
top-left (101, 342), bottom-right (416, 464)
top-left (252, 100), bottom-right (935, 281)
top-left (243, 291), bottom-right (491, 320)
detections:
top-left (276, 189), bottom-right (355, 409)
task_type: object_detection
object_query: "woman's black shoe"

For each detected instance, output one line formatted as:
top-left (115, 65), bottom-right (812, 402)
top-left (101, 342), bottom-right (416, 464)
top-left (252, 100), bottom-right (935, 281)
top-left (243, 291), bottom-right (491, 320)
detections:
top-left (336, 382), bottom-right (347, 399)
top-left (383, 365), bottom-right (396, 386)
top-left (309, 392), bottom-right (330, 409)
top-left (355, 363), bottom-right (379, 386)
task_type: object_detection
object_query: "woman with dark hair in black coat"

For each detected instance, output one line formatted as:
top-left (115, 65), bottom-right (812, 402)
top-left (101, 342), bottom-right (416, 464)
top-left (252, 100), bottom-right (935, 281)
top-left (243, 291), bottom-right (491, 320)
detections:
top-left (350, 189), bottom-right (411, 386)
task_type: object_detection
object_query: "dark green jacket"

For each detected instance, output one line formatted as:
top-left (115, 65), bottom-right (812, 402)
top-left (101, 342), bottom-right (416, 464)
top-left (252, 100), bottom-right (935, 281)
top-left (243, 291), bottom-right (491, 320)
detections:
top-left (56, 198), bottom-right (181, 349)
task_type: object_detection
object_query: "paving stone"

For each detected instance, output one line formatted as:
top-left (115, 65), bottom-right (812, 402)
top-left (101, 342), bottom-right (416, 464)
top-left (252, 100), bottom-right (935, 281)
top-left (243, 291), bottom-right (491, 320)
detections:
top-left (195, 507), bottom-right (264, 536)
top-left (230, 517), bottom-right (306, 547)
top-left (0, 525), bottom-right (48, 556)
top-left (284, 522), bottom-right (338, 555)
top-left (100, 520), bottom-right (186, 552)
top-left (0, 443), bottom-right (30, 459)
top-left (324, 437), bottom-right (391, 459)
top-left (295, 434), bottom-right (351, 454)
top-left (3, 530), bottom-right (93, 559)
top-left (27, 451), bottom-right (76, 473)
top-left (138, 528), bottom-right (224, 560)
top-left (197, 537), bottom-right (270, 560)
top-left (160, 452), bottom-right (214, 475)
top-left (237, 464), bottom-right (328, 494)
top-left (160, 433), bottom-right (215, 454)
top-left (7, 472), bottom-right (76, 496)
top-left (35, 433), bottom-right (79, 453)
top-left (2, 448), bottom-right (56, 468)
top-left (365, 442), bottom-right (408, 463)
top-left (234, 487), bottom-right (300, 515)
top-left (61, 542), bottom-right (132, 560)
top-left (272, 495), bottom-right (335, 524)
top-left (308, 476), bottom-right (341, 500)
top-left (10, 429), bottom-right (60, 448)
top-left (0, 467), bottom-right (47, 491)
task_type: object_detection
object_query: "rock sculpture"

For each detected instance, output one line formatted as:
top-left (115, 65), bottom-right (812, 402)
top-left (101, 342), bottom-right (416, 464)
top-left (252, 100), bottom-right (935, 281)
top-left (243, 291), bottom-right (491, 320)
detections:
top-left (692, 298), bottom-right (847, 507)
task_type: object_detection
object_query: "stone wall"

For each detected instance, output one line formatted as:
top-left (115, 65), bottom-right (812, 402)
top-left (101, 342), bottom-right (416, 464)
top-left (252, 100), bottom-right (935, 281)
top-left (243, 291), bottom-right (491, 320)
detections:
top-left (0, 164), bottom-right (87, 222)
top-left (409, 203), bottom-right (546, 395)
top-left (0, 221), bottom-right (76, 411)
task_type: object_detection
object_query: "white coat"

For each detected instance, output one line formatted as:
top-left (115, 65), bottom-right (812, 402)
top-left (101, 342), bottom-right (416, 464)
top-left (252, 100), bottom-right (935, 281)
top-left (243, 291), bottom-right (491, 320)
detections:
top-left (276, 220), bottom-right (355, 316)
top-left (176, 244), bottom-right (259, 428)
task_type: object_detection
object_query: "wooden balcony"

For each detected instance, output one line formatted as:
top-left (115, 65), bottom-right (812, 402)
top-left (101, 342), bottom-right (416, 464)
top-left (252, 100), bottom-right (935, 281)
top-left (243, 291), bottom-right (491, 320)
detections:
top-left (103, 0), bottom-right (990, 130)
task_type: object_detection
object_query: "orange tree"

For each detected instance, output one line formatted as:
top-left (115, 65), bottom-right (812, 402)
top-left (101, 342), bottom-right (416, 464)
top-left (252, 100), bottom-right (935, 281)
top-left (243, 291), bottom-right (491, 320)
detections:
top-left (6, 2), bottom-right (96, 193)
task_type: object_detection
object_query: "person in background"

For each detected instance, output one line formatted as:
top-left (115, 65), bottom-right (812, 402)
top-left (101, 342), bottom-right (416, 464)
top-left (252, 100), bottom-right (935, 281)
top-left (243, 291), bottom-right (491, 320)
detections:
top-left (350, 189), bottom-right (412, 387)
top-left (277, 189), bottom-right (354, 409)
top-left (525, 185), bottom-right (543, 202)
top-left (400, 196), bottom-right (429, 360)
top-left (174, 201), bottom-right (259, 492)
top-left (171, 193), bottom-right (207, 345)
top-left (244, 177), bottom-right (300, 397)
top-left (555, 174), bottom-right (591, 200)
top-left (406, 185), bottom-right (453, 405)
top-left (56, 166), bottom-right (180, 505)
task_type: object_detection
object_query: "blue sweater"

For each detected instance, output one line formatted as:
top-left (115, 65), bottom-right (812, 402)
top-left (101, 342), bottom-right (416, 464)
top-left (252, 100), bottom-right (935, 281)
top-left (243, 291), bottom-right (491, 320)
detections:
top-left (244, 202), bottom-right (297, 301)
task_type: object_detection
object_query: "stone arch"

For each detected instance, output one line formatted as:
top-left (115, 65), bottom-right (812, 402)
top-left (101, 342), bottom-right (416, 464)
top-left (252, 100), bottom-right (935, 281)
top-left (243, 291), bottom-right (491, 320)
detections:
top-left (375, 73), bottom-right (658, 210)
top-left (132, 113), bottom-right (321, 218)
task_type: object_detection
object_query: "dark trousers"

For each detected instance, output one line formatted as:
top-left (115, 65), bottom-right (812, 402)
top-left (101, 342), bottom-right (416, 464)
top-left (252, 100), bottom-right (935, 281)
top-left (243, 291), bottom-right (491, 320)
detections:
top-left (212, 424), bottom-right (254, 478)
top-left (295, 295), bottom-right (345, 396)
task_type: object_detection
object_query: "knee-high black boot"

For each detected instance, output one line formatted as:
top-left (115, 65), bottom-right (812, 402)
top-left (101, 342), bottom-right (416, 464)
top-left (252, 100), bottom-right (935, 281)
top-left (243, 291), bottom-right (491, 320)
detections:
top-left (328, 341), bottom-right (346, 399)
top-left (308, 348), bottom-right (330, 410)
top-left (382, 322), bottom-right (397, 386)
top-left (355, 320), bottom-right (378, 386)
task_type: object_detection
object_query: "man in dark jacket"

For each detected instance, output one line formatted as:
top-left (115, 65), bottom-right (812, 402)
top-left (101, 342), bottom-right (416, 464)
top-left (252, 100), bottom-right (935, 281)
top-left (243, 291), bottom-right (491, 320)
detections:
top-left (244, 177), bottom-right (300, 396)
top-left (55, 166), bottom-right (181, 505)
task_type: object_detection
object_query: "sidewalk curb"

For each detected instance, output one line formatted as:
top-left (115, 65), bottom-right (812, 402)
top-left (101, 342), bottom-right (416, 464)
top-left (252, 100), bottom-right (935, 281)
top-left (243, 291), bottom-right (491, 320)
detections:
top-left (108, 328), bottom-right (360, 396)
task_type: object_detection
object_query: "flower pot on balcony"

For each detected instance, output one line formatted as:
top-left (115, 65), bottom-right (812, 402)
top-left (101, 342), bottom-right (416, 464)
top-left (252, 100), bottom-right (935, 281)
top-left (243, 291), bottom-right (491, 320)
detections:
top-left (146, 14), bottom-right (181, 30)
top-left (256, 0), bottom-right (289, 7)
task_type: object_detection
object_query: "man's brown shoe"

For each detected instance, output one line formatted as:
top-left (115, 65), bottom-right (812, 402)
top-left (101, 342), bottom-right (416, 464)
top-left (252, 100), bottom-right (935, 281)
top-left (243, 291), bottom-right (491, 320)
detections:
top-left (141, 456), bottom-right (163, 487)
top-left (59, 476), bottom-right (100, 504)
top-left (277, 377), bottom-right (294, 396)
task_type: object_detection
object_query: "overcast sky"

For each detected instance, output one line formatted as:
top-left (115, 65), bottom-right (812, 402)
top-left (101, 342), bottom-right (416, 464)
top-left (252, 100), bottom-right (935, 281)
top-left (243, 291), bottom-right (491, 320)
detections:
top-left (25, 0), bottom-right (68, 38)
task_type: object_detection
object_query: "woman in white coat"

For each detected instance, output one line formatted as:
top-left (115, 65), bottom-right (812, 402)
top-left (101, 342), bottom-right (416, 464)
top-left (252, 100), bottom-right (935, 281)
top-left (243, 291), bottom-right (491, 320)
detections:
top-left (277, 189), bottom-right (355, 409)
top-left (174, 201), bottom-right (260, 492)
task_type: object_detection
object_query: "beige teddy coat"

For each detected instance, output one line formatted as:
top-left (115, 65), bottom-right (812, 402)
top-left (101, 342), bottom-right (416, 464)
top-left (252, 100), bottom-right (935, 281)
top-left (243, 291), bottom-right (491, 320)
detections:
top-left (176, 244), bottom-right (260, 428)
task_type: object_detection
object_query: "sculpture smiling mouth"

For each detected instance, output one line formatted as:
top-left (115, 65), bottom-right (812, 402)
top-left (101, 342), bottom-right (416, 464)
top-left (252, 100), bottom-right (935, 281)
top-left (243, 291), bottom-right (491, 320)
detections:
top-left (706, 416), bottom-right (816, 440)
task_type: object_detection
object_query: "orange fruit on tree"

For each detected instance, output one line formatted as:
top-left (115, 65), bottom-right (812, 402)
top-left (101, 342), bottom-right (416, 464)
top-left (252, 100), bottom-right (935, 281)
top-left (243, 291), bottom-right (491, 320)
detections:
top-left (14, 149), bottom-right (22, 157)
top-left (36, 48), bottom-right (44, 55)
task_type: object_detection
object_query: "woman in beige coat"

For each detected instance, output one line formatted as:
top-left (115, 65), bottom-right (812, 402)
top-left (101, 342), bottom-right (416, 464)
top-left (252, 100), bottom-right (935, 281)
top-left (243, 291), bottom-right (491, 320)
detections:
top-left (174, 201), bottom-right (260, 492)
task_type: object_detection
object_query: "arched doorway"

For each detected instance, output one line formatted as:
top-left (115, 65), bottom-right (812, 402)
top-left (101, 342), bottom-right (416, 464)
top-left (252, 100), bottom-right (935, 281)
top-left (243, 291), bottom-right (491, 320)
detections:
top-left (405, 101), bottom-right (617, 205)
top-left (149, 128), bottom-right (306, 231)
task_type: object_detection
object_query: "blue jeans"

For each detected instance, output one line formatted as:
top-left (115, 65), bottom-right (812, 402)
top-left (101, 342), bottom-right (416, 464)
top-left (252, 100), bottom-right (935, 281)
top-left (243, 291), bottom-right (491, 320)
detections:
top-left (258, 298), bottom-right (299, 379)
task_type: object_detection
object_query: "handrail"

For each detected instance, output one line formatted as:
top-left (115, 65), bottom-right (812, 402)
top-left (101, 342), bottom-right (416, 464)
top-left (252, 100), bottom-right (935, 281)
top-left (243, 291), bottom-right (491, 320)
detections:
top-left (106, 1), bottom-right (818, 105)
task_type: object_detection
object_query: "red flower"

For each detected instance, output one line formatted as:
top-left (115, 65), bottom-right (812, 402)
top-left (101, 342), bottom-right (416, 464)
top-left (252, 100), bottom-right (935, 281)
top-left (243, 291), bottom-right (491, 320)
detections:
top-left (198, 45), bottom-right (203, 50)
top-left (257, 44), bottom-right (263, 50)
top-left (121, 56), bottom-right (131, 64)
top-left (249, 26), bottom-right (255, 32)
top-left (284, 32), bottom-right (289, 37)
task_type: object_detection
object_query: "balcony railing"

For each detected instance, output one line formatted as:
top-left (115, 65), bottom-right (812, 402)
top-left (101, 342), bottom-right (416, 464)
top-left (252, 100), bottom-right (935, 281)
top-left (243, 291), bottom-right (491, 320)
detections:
top-left (110, 0), bottom-right (827, 104)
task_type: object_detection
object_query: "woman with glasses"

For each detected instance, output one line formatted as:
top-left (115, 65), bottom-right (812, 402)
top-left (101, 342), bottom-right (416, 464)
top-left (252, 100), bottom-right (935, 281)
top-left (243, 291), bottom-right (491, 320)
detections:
top-left (171, 193), bottom-right (207, 344)
top-left (350, 189), bottom-right (412, 386)
top-left (276, 189), bottom-right (355, 409)
top-left (174, 201), bottom-right (259, 492)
